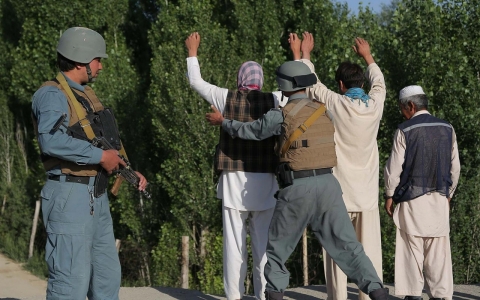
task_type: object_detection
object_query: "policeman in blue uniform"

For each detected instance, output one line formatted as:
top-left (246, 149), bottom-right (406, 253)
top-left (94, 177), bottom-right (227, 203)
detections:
top-left (32, 27), bottom-right (147, 300)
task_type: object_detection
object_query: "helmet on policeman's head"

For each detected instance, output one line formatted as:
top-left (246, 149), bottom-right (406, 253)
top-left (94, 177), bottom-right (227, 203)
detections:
top-left (275, 61), bottom-right (317, 92)
top-left (57, 27), bottom-right (108, 64)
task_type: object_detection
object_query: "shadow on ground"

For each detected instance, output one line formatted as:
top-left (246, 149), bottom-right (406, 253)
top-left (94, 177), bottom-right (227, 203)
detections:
top-left (151, 287), bottom-right (222, 299)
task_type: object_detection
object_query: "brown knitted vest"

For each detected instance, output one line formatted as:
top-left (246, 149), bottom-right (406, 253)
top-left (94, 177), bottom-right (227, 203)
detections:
top-left (215, 90), bottom-right (278, 173)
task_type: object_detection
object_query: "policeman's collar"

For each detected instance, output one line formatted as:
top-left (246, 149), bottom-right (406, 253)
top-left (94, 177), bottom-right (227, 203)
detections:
top-left (287, 92), bottom-right (308, 101)
top-left (60, 72), bottom-right (85, 92)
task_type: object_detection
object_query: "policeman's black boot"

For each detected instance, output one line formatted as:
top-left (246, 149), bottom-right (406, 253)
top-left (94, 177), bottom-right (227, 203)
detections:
top-left (369, 288), bottom-right (389, 300)
top-left (265, 290), bottom-right (284, 300)
top-left (404, 296), bottom-right (422, 300)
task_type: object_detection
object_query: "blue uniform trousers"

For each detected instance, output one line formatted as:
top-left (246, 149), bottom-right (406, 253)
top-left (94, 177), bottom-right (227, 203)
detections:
top-left (264, 174), bottom-right (382, 295)
top-left (41, 176), bottom-right (121, 300)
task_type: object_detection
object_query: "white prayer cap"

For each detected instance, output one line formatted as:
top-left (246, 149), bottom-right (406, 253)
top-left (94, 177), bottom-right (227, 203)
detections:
top-left (399, 85), bottom-right (425, 100)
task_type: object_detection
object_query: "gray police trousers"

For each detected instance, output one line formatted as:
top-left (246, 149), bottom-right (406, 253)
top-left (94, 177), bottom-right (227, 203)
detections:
top-left (41, 176), bottom-right (121, 300)
top-left (264, 173), bottom-right (382, 295)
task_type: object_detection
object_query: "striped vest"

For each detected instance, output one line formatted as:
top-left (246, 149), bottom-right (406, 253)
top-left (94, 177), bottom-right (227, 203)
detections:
top-left (215, 90), bottom-right (277, 173)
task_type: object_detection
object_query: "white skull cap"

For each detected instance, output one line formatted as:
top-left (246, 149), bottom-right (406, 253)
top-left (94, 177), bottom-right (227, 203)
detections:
top-left (399, 85), bottom-right (425, 100)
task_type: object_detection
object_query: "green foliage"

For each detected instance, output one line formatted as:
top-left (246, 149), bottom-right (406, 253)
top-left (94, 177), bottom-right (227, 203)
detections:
top-left (196, 230), bottom-right (223, 295)
top-left (151, 223), bottom-right (183, 287)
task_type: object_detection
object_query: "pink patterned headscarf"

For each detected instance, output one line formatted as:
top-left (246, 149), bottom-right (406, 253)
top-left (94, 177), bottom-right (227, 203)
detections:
top-left (237, 61), bottom-right (264, 91)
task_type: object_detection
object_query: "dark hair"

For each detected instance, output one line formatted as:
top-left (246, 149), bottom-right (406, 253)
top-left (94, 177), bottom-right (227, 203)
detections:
top-left (399, 94), bottom-right (428, 110)
top-left (57, 53), bottom-right (78, 72)
top-left (335, 61), bottom-right (365, 88)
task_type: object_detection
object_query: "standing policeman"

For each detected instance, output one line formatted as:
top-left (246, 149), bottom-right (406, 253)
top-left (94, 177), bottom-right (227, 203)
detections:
top-left (32, 27), bottom-right (147, 300)
top-left (206, 61), bottom-right (389, 300)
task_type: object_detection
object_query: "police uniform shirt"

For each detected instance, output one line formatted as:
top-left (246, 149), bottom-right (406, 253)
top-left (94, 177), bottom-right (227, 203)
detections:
top-left (32, 72), bottom-right (104, 175)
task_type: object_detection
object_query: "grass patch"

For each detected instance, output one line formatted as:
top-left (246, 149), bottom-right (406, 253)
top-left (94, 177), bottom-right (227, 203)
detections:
top-left (23, 251), bottom-right (48, 280)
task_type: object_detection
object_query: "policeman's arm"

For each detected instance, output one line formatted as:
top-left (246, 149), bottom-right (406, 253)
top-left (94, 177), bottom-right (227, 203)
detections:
top-left (206, 106), bottom-right (282, 140)
top-left (223, 110), bottom-right (282, 140)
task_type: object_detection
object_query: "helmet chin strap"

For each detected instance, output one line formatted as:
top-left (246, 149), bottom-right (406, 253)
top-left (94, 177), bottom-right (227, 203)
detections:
top-left (85, 64), bottom-right (96, 82)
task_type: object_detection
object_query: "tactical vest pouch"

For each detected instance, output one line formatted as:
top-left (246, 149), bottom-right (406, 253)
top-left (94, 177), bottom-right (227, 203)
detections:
top-left (96, 108), bottom-right (122, 150)
top-left (276, 163), bottom-right (293, 188)
top-left (94, 168), bottom-right (109, 197)
top-left (67, 108), bottom-right (121, 151)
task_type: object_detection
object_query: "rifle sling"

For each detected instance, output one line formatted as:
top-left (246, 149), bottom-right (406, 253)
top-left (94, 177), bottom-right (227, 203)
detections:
top-left (55, 73), bottom-right (129, 158)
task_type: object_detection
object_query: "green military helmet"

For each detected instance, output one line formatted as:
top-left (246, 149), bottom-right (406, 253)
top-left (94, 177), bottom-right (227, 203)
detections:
top-left (275, 61), bottom-right (317, 92)
top-left (57, 27), bottom-right (108, 64)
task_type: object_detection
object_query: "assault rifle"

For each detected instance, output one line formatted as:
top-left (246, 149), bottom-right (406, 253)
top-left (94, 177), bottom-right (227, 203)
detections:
top-left (52, 114), bottom-right (151, 199)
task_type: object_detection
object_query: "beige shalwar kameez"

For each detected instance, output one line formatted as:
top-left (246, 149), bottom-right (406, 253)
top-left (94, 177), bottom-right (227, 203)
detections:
top-left (302, 59), bottom-right (385, 300)
top-left (384, 111), bottom-right (461, 300)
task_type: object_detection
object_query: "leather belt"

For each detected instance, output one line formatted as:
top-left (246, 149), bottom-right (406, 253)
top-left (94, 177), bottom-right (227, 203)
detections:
top-left (48, 174), bottom-right (90, 185)
top-left (292, 168), bottom-right (332, 180)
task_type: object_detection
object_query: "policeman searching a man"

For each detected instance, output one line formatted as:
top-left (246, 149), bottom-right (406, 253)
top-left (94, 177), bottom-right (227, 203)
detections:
top-left (206, 59), bottom-right (389, 300)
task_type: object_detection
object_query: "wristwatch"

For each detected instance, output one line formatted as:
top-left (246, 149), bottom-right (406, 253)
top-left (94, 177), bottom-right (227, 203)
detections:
top-left (383, 192), bottom-right (392, 200)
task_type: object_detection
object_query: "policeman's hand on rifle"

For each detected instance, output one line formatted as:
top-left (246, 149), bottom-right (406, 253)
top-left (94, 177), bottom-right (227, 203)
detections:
top-left (205, 105), bottom-right (224, 125)
top-left (100, 149), bottom-right (126, 174)
top-left (135, 171), bottom-right (148, 191)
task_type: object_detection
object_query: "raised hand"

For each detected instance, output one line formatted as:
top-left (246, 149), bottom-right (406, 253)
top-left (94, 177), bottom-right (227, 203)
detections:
top-left (288, 33), bottom-right (302, 60)
top-left (300, 32), bottom-right (314, 60)
top-left (185, 32), bottom-right (201, 57)
top-left (352, 37), bottom-right (374, 65)
top-left (205, 105), bottom-right (224, 125)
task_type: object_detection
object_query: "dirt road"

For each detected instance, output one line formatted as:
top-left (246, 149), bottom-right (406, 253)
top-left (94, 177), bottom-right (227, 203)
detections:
top-left (1, 253), bottom-right (479, 300)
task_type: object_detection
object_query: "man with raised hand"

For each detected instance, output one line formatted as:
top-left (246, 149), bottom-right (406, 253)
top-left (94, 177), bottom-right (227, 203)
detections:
top-left (185, 32), bottom-right (283, 300)
top-left (206, 59), bottom-right (389, 300)
top-left (290, 32), bottom-right (386, 300)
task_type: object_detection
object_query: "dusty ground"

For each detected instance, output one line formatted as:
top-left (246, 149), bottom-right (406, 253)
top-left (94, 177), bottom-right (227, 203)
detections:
top-left (1, 253), bottom-right (479, 300)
